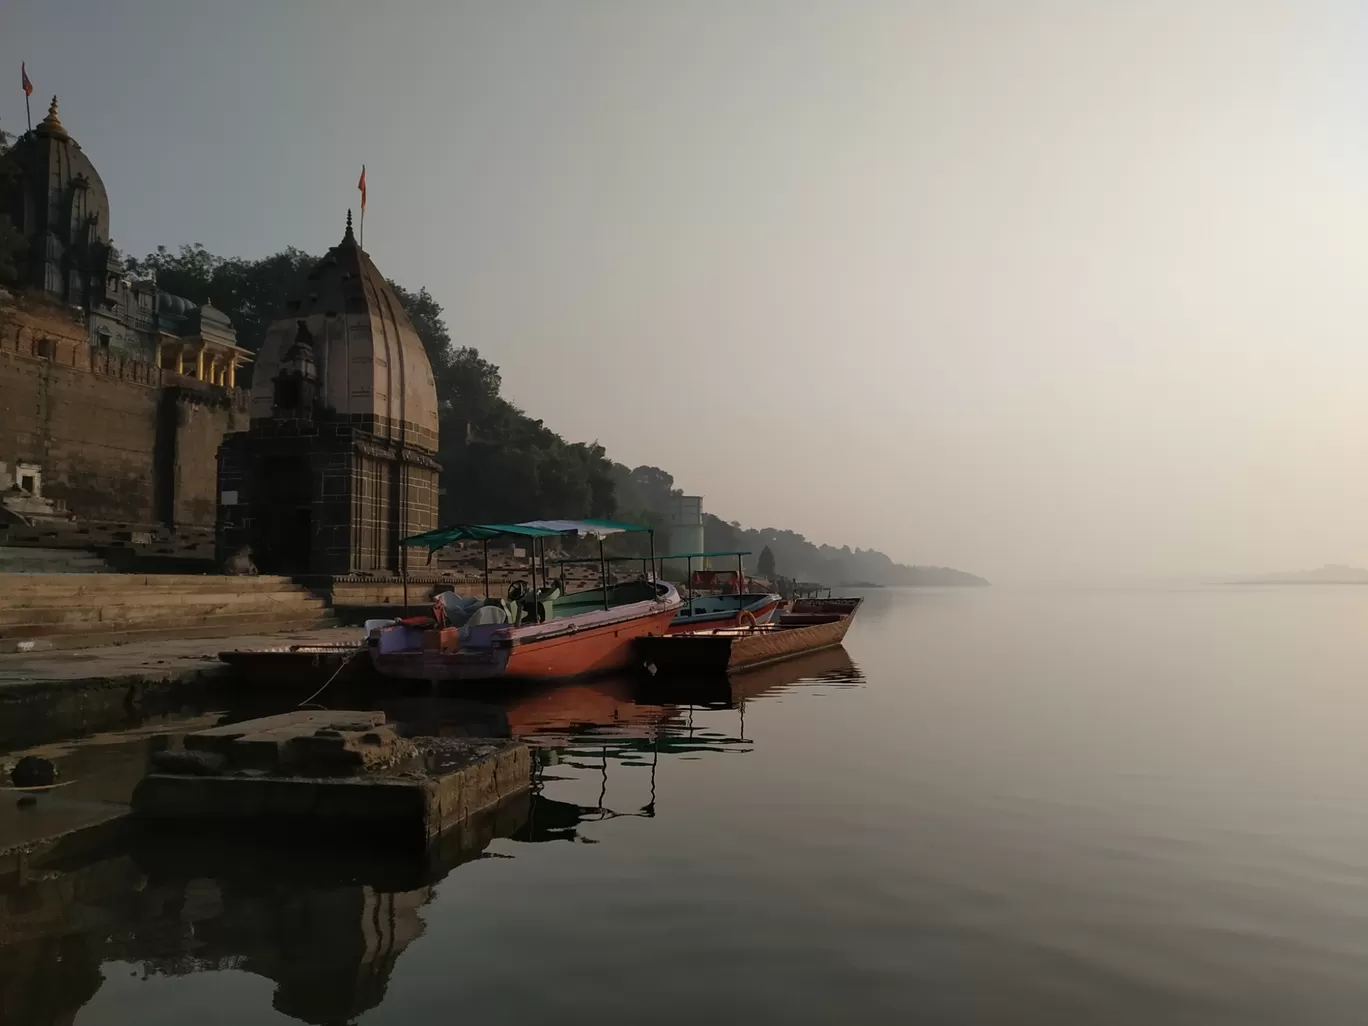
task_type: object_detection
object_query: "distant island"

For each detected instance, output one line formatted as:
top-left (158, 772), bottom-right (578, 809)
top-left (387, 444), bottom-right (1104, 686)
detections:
top-left (1217, 564), bottom-right (1368, 585)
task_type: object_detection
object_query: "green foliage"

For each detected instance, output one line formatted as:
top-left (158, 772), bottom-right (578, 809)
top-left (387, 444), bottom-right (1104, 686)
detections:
top-left (757, 545), bottom-right (776, 578)
top-left (0, 127), bottom-right (26, 283)
top-left (610, 464), bottom-right (680, 516)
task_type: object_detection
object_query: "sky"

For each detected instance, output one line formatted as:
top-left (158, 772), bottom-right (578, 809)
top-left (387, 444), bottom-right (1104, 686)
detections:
top-left (6, 1), bottom-right (1368, 583)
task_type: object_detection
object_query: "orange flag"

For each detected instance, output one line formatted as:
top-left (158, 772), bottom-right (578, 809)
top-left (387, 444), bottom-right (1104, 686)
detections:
top-left (358, 165), bottom-right (367, 212)
top-left (21, 63), bottom-right (32, 97)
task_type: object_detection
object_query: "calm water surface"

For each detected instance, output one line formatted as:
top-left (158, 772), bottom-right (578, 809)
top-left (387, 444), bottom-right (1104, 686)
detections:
top-left (24, 586), bottom-right (1368, 1024)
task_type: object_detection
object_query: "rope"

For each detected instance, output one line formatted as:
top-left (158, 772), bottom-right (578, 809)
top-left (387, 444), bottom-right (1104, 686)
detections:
top-left (0, 778), bottom-right (77, 792)
top-left (296, 648), bottom-right (365, 709)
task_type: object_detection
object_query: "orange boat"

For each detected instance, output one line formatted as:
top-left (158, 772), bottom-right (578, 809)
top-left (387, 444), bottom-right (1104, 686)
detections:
top-left (369, 520), bottom-right (680, 684)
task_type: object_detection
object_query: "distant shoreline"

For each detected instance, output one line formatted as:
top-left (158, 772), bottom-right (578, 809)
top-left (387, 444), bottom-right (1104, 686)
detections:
top-left (1214, 580), bottom-right (1368, 587)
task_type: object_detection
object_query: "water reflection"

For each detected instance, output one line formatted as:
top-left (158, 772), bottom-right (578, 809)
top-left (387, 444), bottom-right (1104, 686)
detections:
top-left (0, 648), bottom-right (863, 1026)
top-left (507, 646), bottom-right (864, 843)
top-left (1, 797), bottom-right (528, 1026)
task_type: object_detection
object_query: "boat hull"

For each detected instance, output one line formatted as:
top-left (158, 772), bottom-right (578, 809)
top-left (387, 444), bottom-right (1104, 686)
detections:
top-left (638, 598), bottom-right (863, 676)
top-left (371, 607), bottom-right (678, 683)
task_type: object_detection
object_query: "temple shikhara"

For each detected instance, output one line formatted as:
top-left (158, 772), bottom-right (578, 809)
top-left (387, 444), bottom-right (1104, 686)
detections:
top-left (217, 213), bottom-right (441, 575)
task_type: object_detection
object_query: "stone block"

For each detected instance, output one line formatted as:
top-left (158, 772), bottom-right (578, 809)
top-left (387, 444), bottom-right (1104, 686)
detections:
top-left (133, 736), bottom-right (531, 844)
top-left (263, 779), bottom-right (320, 817)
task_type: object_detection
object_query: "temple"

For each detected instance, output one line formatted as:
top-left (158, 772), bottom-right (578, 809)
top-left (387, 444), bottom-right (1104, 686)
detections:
top-left (3, 96), bottom-right (252, 383)
top-left (0, 96), bottom-right (252, 534)
top-left (216, 213), bottom-right (441, 575)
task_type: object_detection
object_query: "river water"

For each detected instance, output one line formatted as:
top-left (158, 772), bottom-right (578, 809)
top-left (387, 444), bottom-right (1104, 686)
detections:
top-left (14, 585), bottom-right (1368, 1024)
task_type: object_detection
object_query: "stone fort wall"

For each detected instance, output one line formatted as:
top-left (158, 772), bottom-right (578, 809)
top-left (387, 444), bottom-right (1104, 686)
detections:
top-left (0, 299), bottom-right (247, 527)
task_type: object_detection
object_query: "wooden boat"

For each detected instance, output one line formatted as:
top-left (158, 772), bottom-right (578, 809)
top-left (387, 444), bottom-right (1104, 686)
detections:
top-left (636, 597), bottom-right (862, 676)
top-left (785, 596), bottom-right (862, 618)
top-left (371, 579), bottom-right (680, 682)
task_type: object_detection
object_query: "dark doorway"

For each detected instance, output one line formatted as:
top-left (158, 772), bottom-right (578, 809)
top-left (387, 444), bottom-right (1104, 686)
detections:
top-left (259, 456), bottom-right (313, 574)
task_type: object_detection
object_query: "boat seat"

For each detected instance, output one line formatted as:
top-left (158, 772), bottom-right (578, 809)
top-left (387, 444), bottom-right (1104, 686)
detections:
top-left (530, 585), bottom-right (561, 623)
top-left (458, 604), bottom-right (510, 647)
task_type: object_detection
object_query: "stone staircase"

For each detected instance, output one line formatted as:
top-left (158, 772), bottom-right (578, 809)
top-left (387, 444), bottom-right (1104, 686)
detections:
top-left (0, 521), bottom-right (217, 572)
top-left (0, 546), bottom-right (113, 574)
top-left (0, 574), bottom-right (335, 653)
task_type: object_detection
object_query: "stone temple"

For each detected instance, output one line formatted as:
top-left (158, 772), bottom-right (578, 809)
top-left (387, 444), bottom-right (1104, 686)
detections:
top-left (216, 214), bottom-right (441, 575)
top-left (4, 97), bottom-right (251, 375)
top-left (0, 97), bottom-right (252, 534)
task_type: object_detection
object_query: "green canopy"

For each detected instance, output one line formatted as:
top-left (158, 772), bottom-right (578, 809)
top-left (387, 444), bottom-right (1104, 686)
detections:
top-left (550, 556), bottom-right (654, 565)
top-left (401, 522), bottom-right (566, 552)
top-left (402, 518), bottom-right (655, 553)
top-left (656, 551), bottom-right (751, 560)
top-left (518, 519), bottom-right (654, 537)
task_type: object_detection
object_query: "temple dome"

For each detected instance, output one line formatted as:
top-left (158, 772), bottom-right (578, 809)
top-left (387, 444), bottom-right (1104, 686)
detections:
top-left (249, 215), bottom-right (439, 453)
top-left (6, 96), bottom-right (112, 276)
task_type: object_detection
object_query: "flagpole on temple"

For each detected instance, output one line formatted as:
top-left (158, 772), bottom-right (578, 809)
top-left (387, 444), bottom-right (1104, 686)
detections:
top-left (22, 63), bottom-right (33, 131)
top-left (357, 165), bottom-right (367, 250)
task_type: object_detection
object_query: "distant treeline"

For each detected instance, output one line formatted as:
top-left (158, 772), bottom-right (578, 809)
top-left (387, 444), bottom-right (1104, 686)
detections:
top-left (612, 464), bottom-right (988, 587)
top-left (129, 243), bottom-right (986, 587)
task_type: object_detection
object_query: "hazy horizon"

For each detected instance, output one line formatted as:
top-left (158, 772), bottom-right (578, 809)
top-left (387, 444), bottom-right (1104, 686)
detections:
top-left (7, 1), bottom-right (1368, 584)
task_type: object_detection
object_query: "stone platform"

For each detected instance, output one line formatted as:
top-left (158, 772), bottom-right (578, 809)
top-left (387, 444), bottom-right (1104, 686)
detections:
top-left (0, 625), bottom-right (364, 752)
top-left (133, 710), bottom-right (531, 845)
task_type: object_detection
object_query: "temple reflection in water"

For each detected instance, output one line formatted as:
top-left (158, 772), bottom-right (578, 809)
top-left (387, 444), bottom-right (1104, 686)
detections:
top-left (0, 648), bottom-right (862, 1025)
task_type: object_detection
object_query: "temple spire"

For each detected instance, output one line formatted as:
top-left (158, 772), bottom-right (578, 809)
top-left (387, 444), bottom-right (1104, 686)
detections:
top-left (37, 95), bottom-right (68, 139)
top-left (343, 208), bottom-right (355, 244)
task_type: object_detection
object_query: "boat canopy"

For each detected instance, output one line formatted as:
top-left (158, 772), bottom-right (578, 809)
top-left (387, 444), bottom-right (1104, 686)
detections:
top-left (402, 518), bottom-right (654, 553)
top-left (657, 550), bottom-right (751, 560)
top-left (401, 522), bottom-right (566, 552)
top-left (550, 556), bottom-right (653, 565)
top-left (517, 519), bottom-right (653, 537)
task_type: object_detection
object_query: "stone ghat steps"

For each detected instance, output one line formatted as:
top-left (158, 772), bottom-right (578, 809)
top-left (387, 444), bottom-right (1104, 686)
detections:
top-left (0, 573), bottom-right (313, 596)
top-left (0, 573), bottom-right (335, 652)
top-left (0, 547), bottom-right (114, 573)
top-left (0, 593), bottom-right (330, 627)
top-left (0, 615), bottom-right (337, 654)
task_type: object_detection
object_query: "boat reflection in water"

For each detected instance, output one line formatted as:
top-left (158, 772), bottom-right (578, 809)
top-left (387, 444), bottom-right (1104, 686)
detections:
top-left (505, 645), bottom-right (864, 844)
top-left (0, 647), bottom-right (862, 1026)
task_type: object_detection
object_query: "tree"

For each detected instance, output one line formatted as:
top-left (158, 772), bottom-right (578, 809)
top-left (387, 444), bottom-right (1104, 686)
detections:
top-left (0, 126), bottom-right (26, 282)
top-left (757, 545), bottom-right (776, 579)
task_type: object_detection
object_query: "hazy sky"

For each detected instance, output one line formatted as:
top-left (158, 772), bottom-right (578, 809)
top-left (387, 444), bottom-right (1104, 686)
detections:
top-left (6, 1), bottom-right (1368, 582)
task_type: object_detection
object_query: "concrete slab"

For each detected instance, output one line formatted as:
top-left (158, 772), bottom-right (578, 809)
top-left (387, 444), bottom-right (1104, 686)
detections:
top-left (180, 709), bottom-right (408, 775)
top-left (0, 626), bottom-right (363, 686)
top-left (0, 626), bottom-right (364, 752)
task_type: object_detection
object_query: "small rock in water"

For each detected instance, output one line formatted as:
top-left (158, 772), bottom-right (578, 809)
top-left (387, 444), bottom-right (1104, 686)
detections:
top-left (11, 756), bottom-right (57, 789)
